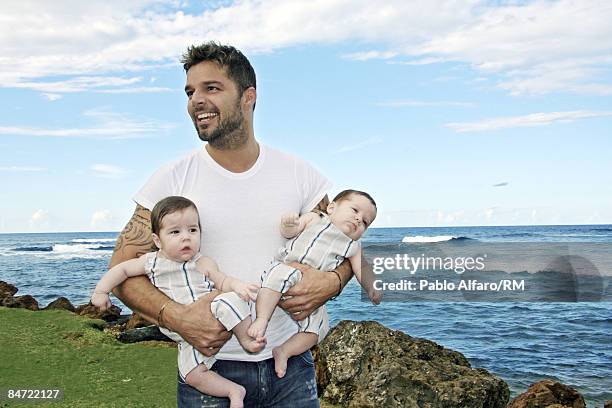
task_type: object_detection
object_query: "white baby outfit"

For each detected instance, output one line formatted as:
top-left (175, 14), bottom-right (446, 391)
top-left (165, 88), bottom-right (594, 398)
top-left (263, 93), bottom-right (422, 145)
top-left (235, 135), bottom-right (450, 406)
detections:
top-left (261, 213), bottom-right (360, 339)
top-left (144, 251), bottom-right (250, 380)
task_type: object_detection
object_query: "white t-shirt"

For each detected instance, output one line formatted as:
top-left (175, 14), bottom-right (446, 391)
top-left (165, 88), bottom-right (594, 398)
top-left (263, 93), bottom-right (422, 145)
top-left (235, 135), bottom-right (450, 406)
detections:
top-left (134, 144), bottom-right (332, 361)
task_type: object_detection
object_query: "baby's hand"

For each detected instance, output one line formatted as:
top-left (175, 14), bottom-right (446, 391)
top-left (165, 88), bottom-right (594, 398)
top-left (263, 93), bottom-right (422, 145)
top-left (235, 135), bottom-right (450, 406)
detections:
top-left (91, 292), bottom-right (112, 311)
top-left (233, 282), bottom-right (259, 302)
top-left (281, 213), bottom-right (300, 229)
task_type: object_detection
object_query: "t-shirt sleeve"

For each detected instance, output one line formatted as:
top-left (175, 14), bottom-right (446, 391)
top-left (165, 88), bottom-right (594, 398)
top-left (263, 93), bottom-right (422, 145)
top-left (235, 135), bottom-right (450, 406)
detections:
top-left (294, 157), bottom-right (333, 215)
top-left (133, 163), bottom-right (179, 210)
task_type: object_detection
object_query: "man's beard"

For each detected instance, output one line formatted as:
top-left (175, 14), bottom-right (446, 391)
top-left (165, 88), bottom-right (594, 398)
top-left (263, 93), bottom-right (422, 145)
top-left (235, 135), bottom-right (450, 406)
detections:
top-left (196, 100), bottom-right (247, 150)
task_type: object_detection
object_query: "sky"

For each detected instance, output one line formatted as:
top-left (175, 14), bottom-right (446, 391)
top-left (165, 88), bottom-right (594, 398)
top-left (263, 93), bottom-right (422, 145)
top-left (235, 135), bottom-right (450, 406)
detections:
top-left (1, 0), bottom-right (611, 233)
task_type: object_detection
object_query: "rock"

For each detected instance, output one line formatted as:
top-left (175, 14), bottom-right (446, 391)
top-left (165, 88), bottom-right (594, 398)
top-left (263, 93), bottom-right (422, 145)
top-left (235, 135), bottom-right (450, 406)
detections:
top-left (315, 320), bottom-right (509, 408)
top-left (75, 303), bottom-right (121, 322)
top-left (2, 295), bottom-right (39, 311)
top-left (604, 400), bottom-right (611, 408)
top-left (0, 281), bottom-right (18, 299)
top-left (125, 312), bottom-right (151, 329)
top-left (117, 326), bottom-right (172, 343)
top-left (43, 297), bottom-right (76, 312)
top-left (507, 379), bottom-right (586, 408)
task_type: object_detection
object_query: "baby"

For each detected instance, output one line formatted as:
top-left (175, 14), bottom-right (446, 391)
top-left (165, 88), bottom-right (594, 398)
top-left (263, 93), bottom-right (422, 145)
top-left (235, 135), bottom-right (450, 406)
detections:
top-left (247, 189), bottom-right (380, 378)
top-left (91, 196), bottom-right (262, 408)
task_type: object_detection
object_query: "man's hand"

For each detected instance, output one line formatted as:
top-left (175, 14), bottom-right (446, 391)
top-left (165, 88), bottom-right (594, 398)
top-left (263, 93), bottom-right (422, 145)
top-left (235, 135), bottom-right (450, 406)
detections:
top-left (278, 262), bottom-right (339, 321)
top-left (165, 291), bottom-right (231, 356)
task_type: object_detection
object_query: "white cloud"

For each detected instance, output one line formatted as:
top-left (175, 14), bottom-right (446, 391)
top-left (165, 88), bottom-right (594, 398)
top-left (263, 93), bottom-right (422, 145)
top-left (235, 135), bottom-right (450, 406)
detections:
top-left (29, 209), bottom-right (50, 228)
top-left (91, 164), bottom-right (127, 179)
top-left (446, 110), bottom-right (612, 133)
top-left (0, 166), bottom-right (46, 172)
top-left (0, 1), bottom-right (610, 96)
top-left (0, 108), bottom-right (173, 139)
top-left (378, 100), bottom-right (474, 108)
top-left (342, 50), bottom-right (399, 61)
top-left (90, 209), bottom-right (114, 228)
top-left (42, 93), bottom-right (62, 101)
top-left (336, 137), bottom-right (382, 153)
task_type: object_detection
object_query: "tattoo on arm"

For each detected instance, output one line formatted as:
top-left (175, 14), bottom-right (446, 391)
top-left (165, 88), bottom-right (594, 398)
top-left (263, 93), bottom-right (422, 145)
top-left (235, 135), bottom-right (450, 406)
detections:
top-left (311, 195), bottom-right (330, 213)
top-left (110, 205), bottom-right (154, 268)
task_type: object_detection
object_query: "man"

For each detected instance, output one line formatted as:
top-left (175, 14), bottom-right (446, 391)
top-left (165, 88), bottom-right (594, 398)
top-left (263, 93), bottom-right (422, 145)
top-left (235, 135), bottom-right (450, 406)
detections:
top-left (110, 42), bottom-right (353, 407)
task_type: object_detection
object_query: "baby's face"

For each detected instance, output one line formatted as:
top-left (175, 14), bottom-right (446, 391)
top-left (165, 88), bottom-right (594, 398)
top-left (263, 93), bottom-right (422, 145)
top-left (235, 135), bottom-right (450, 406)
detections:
top-left (154, 206), bottom-right (201, 262)
top-left (328, 194), bottom-right (377, 240)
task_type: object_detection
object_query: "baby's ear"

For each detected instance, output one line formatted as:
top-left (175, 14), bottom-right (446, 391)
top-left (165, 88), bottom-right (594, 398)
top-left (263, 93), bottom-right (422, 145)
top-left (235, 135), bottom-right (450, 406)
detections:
top-left (151, 233), bottom-right (162, 250)
top-left (326, 201), bottom-right (336, 215)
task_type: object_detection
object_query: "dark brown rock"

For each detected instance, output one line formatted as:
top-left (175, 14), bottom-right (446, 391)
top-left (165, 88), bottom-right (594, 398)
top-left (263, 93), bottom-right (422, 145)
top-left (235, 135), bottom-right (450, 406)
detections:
top-left (124, 312), bottom-right (151, 329)
top-left (43, 297), bottom-right (76, 312)
top-left (75, 303), bottom-right (121, 322)
top-left (604, 400), bottom-right (611, 408)
top-left (2, 295), bottom-right (39, 311)
top-left (507, 379), bottom-right (586, 408)
top-left (315, 320), bottom-right (509, 408)
top-left (117, 326), bottom-right (172, 343)
top-left (0, 280), bottom-right (18, 299)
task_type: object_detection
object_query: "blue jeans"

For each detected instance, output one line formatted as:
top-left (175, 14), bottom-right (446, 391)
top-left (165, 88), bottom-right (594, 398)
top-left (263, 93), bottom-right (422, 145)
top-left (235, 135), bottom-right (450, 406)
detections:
top-left (177, 351), bottom-right (319, 408)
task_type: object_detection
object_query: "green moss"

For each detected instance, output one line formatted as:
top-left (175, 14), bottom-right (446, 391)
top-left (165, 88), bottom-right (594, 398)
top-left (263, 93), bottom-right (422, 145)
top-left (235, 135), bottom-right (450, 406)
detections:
top-left (0, 307), bottom-right (176, 407)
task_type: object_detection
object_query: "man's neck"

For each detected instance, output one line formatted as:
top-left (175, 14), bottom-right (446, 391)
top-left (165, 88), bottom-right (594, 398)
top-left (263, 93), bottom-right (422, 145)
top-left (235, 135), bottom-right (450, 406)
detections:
top-left (205, 137), bottom-right (260, 173)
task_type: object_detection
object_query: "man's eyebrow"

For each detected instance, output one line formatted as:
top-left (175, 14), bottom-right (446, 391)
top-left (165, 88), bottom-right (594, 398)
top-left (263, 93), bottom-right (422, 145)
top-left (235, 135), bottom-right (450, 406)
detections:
top-left (184, 81), bottom-right (223, 92)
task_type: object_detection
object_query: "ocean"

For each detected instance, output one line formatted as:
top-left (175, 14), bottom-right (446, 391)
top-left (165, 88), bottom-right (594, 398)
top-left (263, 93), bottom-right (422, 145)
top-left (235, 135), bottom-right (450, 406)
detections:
top-left (0, 225), bottom-right (610, 407)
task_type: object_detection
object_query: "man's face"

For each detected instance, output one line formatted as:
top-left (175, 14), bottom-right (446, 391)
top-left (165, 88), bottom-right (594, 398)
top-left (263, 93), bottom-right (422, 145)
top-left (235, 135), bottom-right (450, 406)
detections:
top-left (185, 61), bottom-right (246, 149)
top-left (327, 194), bottom-right (377, 240)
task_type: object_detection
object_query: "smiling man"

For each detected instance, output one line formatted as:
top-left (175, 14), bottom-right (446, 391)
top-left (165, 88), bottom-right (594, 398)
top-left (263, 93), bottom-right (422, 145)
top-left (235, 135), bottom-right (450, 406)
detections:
top-left (110, 42), bottom-right (353, 407)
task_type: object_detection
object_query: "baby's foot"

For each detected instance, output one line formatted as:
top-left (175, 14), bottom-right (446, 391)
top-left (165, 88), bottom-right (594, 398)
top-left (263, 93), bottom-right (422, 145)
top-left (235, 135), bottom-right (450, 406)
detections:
top-left (239, 334), bottom-right (266, 353)
top-left (272, 346), bottom-right (289, 378)
top-left (227, 385), bottom-right (246, 408)
top-left (369, 288), bottom-right (383, 305)
top-left (247, 317), bottom-right (268, 339)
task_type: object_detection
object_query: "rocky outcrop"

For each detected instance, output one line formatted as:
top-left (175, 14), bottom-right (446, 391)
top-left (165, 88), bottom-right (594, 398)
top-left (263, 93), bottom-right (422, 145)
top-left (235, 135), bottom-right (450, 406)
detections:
top-left (0, 281), bottom-right (18, 300)
top-left (315, 320), bottom-right (509, 408)
top-left (75, 303), bottom-right (121, 322)
top-left (507, 380), bottom-right (586, 408)
top-left (43, 296), bottom-right (76, 312)
top-left (117, 325), bottom-right (173, 343)
top-left (2, 295), bottom-right (39, 311)
top-left (124, 312), bottom-right (150, 329)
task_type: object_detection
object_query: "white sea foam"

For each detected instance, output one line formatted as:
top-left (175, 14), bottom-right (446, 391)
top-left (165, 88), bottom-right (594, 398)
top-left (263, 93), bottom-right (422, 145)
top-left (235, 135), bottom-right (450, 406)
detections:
top-left (402, 235), bottom-right (456, 243)
top-left (72, 238), bottom-right (116, 243)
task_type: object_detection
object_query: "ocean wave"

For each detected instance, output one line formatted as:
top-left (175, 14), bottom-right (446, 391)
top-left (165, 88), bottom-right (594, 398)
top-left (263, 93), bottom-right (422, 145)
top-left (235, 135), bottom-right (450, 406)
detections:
top-left (401, 235), bottom-right (472, 243)
top-left (72, 238), bottom-right (116, 243)
top-left (53, 244), bottom-right (113, 253)
top-left (493, 232), bottom-right (542, 238)
top-left (7, 243), bottom-right (114, 259)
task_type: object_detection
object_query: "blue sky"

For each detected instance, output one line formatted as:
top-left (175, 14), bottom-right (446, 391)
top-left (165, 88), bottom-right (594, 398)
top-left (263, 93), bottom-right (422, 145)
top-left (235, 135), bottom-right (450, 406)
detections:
top-left (1, 0), bottom-right (611, 233)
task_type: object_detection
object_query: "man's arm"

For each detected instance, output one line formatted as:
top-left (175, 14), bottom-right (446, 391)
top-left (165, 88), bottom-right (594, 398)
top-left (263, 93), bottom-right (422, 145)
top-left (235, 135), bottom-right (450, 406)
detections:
top-left (278, 195), bottom-right (355, 320)
top-left (111, 204), bottom-right (230, 356)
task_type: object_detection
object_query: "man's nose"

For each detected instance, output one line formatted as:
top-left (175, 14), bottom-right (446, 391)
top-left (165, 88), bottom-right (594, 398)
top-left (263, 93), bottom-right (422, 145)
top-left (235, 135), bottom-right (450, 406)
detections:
top-left (191, 89), bottom-right (206, 106)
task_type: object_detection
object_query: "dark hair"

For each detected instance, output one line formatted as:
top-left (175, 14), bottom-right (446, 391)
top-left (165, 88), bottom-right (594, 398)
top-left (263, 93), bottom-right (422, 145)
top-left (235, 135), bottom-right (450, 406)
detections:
top-left (332, 189), bottom-right (377, 208)
top-left (181, 42), bottom-right (256, 97)
top-left (151, 196), bottom-right (200, 235)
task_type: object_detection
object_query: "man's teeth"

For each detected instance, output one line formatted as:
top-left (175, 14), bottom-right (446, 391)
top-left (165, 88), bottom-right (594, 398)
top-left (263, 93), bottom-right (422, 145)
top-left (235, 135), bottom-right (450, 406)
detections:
top-left (198, 112), bottom-right (218, 120)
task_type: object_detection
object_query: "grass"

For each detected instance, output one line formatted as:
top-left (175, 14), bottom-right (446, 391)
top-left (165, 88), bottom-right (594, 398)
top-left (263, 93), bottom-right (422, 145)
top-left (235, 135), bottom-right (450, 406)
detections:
top-left (0, 307), bottom-right (176, 407)
top-left (0, 307), bottom-right (340, 408)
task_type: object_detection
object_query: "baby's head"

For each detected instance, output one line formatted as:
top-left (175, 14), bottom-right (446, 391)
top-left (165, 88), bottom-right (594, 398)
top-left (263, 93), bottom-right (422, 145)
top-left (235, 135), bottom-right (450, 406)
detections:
top-left (327, 190), bottom-right (377, 240)
top-left (151, 196), bottom-right (201, 262)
